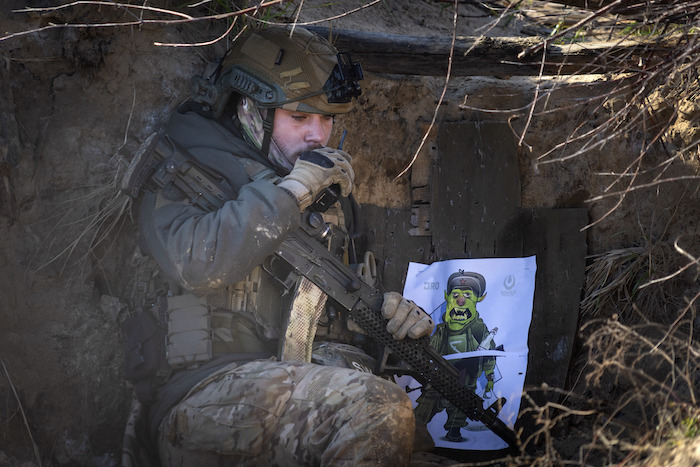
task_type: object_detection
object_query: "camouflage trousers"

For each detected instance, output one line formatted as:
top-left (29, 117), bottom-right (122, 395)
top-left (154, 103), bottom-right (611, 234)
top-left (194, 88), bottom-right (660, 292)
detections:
top-left (157, 359), bottom-right (416, 466)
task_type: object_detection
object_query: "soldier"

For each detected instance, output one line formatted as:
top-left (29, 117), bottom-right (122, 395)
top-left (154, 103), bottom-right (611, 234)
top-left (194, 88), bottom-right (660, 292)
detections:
top-left (121, 26), bottom-right (435, 466)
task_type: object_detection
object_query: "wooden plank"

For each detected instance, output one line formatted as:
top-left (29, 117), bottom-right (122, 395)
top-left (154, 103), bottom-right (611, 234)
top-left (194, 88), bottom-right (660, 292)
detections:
top-left (411, 186), bottom-right (431, 204)
top-left (520, 208), bottom-right (588, 390)
top-left (430, 121), bottom-right (521, 259)
top-left (409, 205), bottom-right (431, 237)
top-left (408, 122), bottom-right (437, 236)
top-left (362, 132), bottom-right (587, 443)
top-left (0, 63), bottom-right (19, 220)
top-left (306, 26), bottom-right (665, 76)
top-left (362, 122), bottom-right (587, 444)
top-left (410, 122), bottom-right (438, 188)
top-left (515, 207), bottom-right (588, 436)
top-left (360, 205), bottom-right (433, 293)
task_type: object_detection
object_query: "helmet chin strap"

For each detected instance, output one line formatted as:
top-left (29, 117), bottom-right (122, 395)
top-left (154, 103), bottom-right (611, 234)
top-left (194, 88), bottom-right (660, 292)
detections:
top-left (260, 108), bottom-right (275, 156)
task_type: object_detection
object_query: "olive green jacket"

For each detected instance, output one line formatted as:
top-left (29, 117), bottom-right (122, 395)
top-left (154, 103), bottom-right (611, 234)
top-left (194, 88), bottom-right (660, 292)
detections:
top-left (137, 109), bottom-right (301, 293)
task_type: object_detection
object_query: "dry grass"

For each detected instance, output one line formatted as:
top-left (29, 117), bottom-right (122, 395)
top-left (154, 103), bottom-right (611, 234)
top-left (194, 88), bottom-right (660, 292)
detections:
top-left (515, 5), bottom-right (700, 461)
top-left (32, 153), bottom-right (133, 277)
top-left (518, 227), bottom-right (699, 465)
top-left (580, 241), bottom-right (691, 323)
top-left (511, 312), bottom-right (699, 466)
top-left (1, 360), bottom-right (42, 467)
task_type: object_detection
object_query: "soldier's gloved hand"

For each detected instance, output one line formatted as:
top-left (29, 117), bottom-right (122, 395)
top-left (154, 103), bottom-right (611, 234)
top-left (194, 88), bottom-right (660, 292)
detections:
top-left (278, 148), bottom-right (354, 211)
top-left (381, 292), bottom-right (434, 340)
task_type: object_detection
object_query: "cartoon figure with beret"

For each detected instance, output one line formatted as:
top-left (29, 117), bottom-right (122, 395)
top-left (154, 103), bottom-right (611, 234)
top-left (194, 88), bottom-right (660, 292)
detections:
top-left (413, 270), bottom-right (499, 442)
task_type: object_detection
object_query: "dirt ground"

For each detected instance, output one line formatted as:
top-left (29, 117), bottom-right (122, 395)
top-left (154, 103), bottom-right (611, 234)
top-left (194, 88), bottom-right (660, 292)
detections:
top-left (0, 0), bottom-right (698, 465)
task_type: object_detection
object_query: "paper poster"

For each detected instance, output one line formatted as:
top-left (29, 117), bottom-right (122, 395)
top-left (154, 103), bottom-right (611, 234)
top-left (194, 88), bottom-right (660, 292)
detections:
top-left (397, 256), bottom-right (536, 450)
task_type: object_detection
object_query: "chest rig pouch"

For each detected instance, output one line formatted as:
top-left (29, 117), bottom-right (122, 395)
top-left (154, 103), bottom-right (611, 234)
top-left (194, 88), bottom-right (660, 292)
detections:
top-left (121, 251), bottom-right (171, 403)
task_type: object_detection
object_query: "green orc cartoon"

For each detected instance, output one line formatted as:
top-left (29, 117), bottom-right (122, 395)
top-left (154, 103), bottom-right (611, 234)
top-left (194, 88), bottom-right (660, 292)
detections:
top-left (414, 270), bottom-right (499, 443)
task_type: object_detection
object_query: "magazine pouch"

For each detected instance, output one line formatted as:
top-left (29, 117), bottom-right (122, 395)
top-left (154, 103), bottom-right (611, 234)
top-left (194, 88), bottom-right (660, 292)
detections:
top-left (122, 306), bottom-right (169, 404)
top-left (165, 293), bottom-right (213, 369)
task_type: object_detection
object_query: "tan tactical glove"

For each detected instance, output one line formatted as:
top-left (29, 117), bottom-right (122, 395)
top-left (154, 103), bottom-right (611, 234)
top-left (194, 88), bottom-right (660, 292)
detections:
top-left (381, 292), bottom-right (435, 340)
top-left (278, 148), bottom-right (354, 211)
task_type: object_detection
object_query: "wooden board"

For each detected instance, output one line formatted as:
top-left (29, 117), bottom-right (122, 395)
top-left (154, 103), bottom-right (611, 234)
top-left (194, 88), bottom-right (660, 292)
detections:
top-left (305, 26), bottom-right (665, 77)
top-left (520, 208), bottom-right (588, 392)
top-left (408, 122), bottom-right (438, 237)
top-left (430, 121), bottom-right (521, 259)
top-left (360, 205), bottom-right (433, 294)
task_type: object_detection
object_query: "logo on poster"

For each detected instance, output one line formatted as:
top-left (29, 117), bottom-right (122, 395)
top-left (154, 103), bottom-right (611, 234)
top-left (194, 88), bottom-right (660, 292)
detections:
top-left (423, 281), bottom-right (440, 290)
top-left (501, 274), bottom-right (516, 296)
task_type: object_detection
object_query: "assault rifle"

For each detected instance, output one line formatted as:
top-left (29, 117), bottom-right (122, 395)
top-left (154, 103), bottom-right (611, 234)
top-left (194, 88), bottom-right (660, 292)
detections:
top-left (266, 211), bottom-right (521, 450)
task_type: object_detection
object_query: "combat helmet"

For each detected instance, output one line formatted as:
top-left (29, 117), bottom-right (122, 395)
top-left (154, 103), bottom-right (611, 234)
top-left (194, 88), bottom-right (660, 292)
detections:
top-left (192, 26), bottom-right (362, 154)
top-left (194, 26), bottom-right (363, 116)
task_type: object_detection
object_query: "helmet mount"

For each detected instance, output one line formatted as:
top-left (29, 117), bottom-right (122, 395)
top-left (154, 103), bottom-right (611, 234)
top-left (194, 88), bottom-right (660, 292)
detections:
top-left (324, 52), bottom-right (363, 104)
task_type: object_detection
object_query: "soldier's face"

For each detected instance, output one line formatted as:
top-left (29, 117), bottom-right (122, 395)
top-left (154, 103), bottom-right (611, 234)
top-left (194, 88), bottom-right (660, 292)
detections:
top-left (272, 109), bottom-right (333, 165)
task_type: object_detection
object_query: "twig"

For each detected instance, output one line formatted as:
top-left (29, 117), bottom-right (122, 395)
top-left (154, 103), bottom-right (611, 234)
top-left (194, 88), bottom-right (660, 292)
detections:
top-left (252, 0), bottom-right (383, 27)
top-left (586, 175), bottom-right (700, 201)
top-left (123, 86), bottom-right (136, 146)
top-left (15, 1), bottom-right (195, 19)
top-left (640, 235), bottom-right (700, 288)
top-left (394, 0), bottom-right (460, 180)
top-left (154, 13), bottom-right (239, 47)
top-left (1, 0), bottom-right (285, 42)
top-left (517, 0), bottom-right (626, 59)
top-left (395, 0), bottom-right (519, 179)
top-left (2, 359), bottom-right (42, 467)
top-left (518, 39), bottom-right (547, 148)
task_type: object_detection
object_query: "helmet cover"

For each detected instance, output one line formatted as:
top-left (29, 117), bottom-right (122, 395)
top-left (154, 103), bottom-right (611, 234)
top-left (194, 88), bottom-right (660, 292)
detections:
top-left (218, 26), bottom-right (362, 115)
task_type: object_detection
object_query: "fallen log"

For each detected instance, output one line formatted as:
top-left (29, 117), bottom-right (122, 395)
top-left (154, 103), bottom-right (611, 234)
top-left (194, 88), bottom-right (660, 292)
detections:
top-left (305, 26), bottom-right (669, 77)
